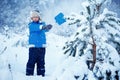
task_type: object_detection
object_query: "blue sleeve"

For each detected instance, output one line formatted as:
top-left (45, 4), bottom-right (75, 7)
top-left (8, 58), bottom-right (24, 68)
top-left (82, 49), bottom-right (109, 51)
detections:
top-left (28, 23), bottom-right (41, 32)
top-left (29, 26), bottom-right (40, 32)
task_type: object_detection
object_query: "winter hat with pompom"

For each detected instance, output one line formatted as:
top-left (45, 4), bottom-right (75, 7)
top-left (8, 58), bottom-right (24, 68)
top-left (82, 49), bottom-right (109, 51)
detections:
top-left (30, 10), bottom-right (40, 18)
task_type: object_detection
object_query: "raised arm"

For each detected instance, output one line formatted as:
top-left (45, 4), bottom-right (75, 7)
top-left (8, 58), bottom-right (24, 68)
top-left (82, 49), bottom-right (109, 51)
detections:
top-left (29, 22), bottom-right (46, 32)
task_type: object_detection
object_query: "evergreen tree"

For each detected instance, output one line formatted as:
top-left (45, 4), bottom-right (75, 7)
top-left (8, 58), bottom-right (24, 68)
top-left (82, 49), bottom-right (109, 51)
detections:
top-left (60, 0), bottom-right (120, 79)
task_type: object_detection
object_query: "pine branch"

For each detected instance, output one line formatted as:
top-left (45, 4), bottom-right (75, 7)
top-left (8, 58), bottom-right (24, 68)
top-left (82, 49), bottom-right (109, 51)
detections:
top-left (0, 47), bottom-right (7, 55)
top-left (63, 37), bottom-right (86, 57)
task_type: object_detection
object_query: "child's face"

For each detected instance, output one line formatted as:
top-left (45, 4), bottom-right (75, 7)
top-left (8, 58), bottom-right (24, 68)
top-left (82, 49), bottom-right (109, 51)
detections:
top-left (32, 17), bottom-right (39, 22)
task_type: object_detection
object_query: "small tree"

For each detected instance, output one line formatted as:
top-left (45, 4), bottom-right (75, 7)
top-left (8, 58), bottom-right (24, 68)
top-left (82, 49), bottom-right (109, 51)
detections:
top-left (62, 0), bottom-right (120, 79)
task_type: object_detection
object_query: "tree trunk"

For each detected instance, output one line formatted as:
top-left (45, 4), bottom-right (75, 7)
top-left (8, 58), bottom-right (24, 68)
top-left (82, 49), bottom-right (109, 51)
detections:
top-left (91, 36), bottom-right (96, 70)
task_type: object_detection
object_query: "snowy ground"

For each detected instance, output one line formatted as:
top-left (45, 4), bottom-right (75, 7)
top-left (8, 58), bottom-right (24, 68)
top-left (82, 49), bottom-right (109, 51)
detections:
top-left (0, 32), bottom-right (67, 80)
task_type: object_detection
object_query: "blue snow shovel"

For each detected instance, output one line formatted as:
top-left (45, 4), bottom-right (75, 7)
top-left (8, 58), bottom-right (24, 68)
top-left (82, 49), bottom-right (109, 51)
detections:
top-left (55, 12), bottom-right (66, 25)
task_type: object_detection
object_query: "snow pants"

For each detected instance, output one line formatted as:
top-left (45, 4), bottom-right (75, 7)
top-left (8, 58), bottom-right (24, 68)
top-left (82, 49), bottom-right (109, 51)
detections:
top-left (26, 47), bottom-right (45, 76)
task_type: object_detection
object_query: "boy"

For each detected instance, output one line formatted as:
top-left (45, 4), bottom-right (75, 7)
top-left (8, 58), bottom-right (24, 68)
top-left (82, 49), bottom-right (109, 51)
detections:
top-left (26, 10), bottom-right (52, 76)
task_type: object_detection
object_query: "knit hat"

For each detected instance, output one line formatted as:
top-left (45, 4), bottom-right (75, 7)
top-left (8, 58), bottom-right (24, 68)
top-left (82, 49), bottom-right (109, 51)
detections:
top-left (30, 10), bottom-right (40, 18)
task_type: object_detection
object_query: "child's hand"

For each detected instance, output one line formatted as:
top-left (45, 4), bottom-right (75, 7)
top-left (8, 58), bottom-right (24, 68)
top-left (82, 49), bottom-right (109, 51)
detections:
top-left (47, 24), bottom-right (52, 29)
top-left (42, 24), bottom-right (52, 30)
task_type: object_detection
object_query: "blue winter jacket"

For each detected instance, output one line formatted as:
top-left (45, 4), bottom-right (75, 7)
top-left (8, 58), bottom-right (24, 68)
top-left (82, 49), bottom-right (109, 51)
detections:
top-left (28, 21), bottom-right (47, 48)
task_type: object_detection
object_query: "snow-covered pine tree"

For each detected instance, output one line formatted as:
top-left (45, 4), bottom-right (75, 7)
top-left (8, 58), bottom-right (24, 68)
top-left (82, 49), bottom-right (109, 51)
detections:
top-left (61, 0), bottom-right (120, 79)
